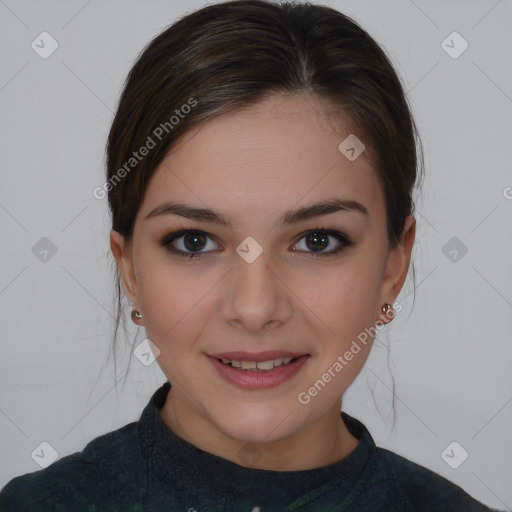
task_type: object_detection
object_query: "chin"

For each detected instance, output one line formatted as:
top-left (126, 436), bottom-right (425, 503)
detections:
top-left (211, 405), bottom-right (298, 444)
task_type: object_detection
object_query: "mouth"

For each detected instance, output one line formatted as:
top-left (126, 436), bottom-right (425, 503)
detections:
top-left (216, 355), bottom-right (301, 371)
top-left (206, 351), bottom-right (310, 390)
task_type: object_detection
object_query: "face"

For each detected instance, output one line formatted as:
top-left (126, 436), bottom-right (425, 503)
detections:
top-left (112, 93), bottom-right (415, 445)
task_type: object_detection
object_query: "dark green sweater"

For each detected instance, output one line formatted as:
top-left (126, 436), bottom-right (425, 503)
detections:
top-left (0, 381), bottom-right (503, 511)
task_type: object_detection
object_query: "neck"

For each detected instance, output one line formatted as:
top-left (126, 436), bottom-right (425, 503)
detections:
top-left (158, 387), bottom-right (359, 471)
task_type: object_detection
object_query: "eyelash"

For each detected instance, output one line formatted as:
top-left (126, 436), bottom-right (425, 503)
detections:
top-left (160, 228), bottom-right (354, 259)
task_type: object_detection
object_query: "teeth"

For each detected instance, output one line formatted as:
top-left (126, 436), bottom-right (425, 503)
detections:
top-left (256, 360), bottom-right (274, 370)
top-left (219, 357), bottom-right (298, 371)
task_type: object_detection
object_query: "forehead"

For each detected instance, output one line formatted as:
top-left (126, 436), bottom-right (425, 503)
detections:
top-left (140, 93), bottom-right (383, 221)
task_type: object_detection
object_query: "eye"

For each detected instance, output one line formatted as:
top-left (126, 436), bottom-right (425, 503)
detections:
top-left (160, 229), bottom-right (220, 258)
top-left (160, 227), bottom-right (354, 259)
top-left (291, 228), bottom-right (354, 257)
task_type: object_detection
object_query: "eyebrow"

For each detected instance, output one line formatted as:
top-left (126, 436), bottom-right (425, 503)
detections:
top-left (144, 198), bottom-right (369, 227)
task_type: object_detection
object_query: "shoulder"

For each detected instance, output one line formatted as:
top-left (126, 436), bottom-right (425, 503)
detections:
top-left (372, 447), bottom-right (501, 512)
top-left (0, 421), bottom-right (144, 512)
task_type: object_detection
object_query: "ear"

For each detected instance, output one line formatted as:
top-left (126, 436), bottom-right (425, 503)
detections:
top-left (110, 230), bottom-right (140, 308)
top-left (378, 214), bottom-right (416, 322)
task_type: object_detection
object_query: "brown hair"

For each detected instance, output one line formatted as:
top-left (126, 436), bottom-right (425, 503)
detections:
top-left (105, 0), bottom-right (423, 388)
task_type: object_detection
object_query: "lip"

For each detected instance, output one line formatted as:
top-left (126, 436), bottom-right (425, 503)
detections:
top-left (208, 350), bottom-right (307, 362)
top-left (207, 353), bottom-right (310, 390)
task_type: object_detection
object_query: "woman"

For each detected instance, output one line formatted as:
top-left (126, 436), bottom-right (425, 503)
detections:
top-left (0, 1), bottom-right (504, 510)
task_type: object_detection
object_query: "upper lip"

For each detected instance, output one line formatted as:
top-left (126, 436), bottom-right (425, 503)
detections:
top-left (208, 351), bottom-right (308, 362)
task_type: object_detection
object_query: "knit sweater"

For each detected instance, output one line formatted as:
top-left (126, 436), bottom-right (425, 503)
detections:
top-left (0, 381), bottom-right (503, 511)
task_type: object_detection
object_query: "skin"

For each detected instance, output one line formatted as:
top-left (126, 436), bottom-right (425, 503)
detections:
top-left (111, 92), bottom-right (416, 471)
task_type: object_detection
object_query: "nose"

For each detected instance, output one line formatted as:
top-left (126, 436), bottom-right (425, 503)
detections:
top-left (220, 248), bottom-right (293, 335)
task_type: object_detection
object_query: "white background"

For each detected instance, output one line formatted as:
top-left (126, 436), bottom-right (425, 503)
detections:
top-left (1, 0), bottom-right (511, 509)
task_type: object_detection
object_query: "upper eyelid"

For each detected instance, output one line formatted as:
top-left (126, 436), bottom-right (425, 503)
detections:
top-left (161, 229), bottom-right (220, 246)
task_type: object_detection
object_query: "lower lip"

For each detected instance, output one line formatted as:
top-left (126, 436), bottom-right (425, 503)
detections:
top-left (207, 355), bottom-right (310, 390)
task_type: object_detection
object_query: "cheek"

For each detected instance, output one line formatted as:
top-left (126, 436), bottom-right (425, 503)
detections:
top-left (135, 255), bottom-right (213, 359)
top-left (293, 258), bottom-right (382, 343)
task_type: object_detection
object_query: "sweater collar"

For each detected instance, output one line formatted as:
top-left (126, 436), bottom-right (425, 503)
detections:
top-left (139, 381), bottom-right (376, 508)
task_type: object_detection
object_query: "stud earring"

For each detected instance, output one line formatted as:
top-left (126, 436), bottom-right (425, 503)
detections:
top-left (380, 303), bottom-right (394, 322)
top-left (381, 303), bottom-right (392, 314)
top-left (131, 310), bottom-right (143, 323)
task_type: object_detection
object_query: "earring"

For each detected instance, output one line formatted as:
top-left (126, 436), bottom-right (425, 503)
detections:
top-left (380, 303), bottom-right (394, 322)
top-left (131, 310), bottom-right (143, 323)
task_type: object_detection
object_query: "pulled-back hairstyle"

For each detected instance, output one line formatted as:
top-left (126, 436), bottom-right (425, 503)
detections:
top-left (104, 0), bottom-right (423, 390)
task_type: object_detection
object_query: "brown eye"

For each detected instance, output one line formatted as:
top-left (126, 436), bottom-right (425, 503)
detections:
top-left (304, 232), bottom-right (329, 252)
top-left (182, 232), bottom-right (207, 252)
top-left (161, 230), bottom-right (220, 258)
top-left (292, 229), bottom-right (354, 257)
